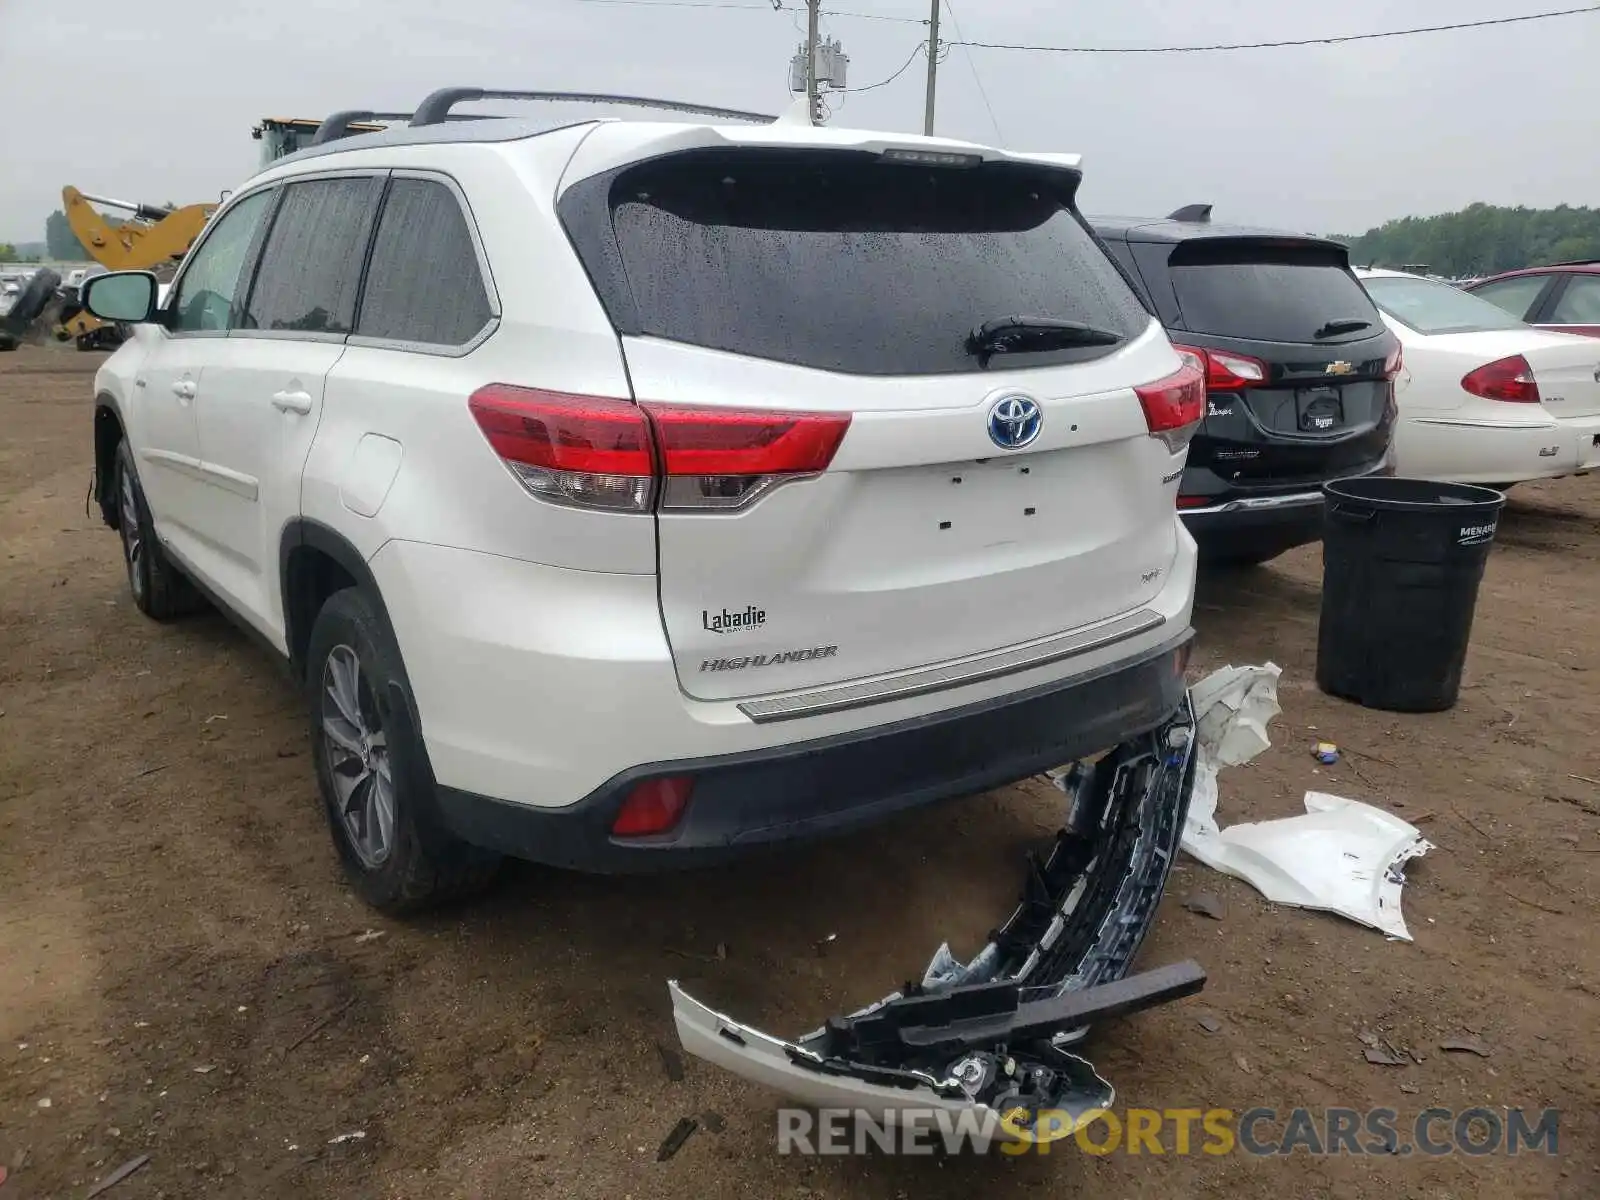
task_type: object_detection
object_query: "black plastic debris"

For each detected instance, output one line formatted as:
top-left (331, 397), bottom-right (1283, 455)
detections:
top-left (657, 1117), bottom-right (698, 1162)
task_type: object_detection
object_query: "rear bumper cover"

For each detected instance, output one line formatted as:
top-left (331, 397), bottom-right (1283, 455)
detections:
top-left (1182, 455), bottom-right (1393, 552)
top-left (671, 695), bottom-right (1204, 1142)
top-left (434, 629), bottom-right (1194, 872)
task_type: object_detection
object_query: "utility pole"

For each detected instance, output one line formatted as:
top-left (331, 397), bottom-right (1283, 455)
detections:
top-left (922, 0), bottom-right (940, 135)
top-left (806, 0), bottom-right (821, 126)
top-left (789, 7), bottom-right (846, 125)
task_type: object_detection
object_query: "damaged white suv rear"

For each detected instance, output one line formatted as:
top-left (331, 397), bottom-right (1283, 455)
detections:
top-left (86, 92), bottom-right (1206, 1137)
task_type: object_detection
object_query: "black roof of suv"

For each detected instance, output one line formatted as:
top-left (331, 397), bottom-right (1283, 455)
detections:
top-left (1091, 208), bottom-right (1399, 566)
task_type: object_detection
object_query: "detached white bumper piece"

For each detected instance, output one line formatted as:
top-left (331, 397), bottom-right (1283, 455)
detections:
top-left (670, 700), bottom-right (1207, 1141)
top-left (1182, 788), bottom-right (1433, 941)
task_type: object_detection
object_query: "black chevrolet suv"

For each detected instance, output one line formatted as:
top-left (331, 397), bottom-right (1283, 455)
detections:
top-left (1092, 207), bottom-right (1400, 565)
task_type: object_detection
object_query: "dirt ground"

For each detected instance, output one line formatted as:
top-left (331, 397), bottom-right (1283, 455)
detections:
top-left (1, 344), bottom-right (1596, 1199)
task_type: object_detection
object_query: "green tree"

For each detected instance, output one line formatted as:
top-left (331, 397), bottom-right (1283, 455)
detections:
top-left (0, 243), bottom-right (16, 261)
top-left (1335, 204), bottom-right (1600, 276)
top-left (45, 210), bottom-right (88, 260)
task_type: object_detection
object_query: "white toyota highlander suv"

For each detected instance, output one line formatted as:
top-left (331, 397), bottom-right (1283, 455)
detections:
top-left (83, 89), bottom-right (1203, 913)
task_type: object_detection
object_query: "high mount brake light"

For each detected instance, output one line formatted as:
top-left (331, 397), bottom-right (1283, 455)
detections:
top-left (1461, 355), bottom-right (1539, 404)
top-left (1136, 355), bottom-right (1206, 454)
top-left (468, 385), bottom-right (852, 513)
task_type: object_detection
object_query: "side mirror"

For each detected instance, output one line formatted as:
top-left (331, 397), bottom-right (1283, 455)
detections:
top-left (81, 271), bottom-right (161, 323)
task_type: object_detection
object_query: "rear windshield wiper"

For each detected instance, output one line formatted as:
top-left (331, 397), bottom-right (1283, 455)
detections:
top-left (966, 315), bottom-right (1124, 359)
top-left (1314, 317), bottom-right (1372, 338)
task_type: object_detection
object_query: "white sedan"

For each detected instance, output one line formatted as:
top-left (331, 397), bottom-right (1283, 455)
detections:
top-left (1357, 267), bottom-right (1600, 486)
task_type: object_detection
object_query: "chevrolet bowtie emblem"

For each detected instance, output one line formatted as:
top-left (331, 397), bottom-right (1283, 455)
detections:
top-left (1324, 361), bottom-right (1354, 376)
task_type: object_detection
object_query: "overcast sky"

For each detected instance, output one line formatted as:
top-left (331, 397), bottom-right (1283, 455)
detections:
top-left (1, 0), bottom-right (1595, 243)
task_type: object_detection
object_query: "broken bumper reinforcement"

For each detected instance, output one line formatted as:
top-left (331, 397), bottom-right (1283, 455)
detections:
top-left (670, 695), bottom-right (1204, 1142)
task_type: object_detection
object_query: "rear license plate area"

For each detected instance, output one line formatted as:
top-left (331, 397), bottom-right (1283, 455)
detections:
top-left (1295, 387), bottom-right (1344, 434)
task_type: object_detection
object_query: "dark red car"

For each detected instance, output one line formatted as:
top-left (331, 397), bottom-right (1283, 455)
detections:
top-left (1464, 260), bottom-right (1600, 338)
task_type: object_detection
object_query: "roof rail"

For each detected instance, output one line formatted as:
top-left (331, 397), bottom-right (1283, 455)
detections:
top-left (310, 111), bottom-right (417, 146)
top-left (1167, 204), bottom-right (1212, 223)
top-left (409, 87), bottom-right (776, 127)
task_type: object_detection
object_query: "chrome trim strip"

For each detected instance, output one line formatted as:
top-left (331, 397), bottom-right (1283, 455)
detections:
top-left (1181, 490), bottom-right (1323, 516)
top-left (1410, 417), bottom-right (1559, 431)
top-left (737, 608), bottom-right (1165, 723)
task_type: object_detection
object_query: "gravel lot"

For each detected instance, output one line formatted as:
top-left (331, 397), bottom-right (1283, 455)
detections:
top-left (2, 345), bottom-right (1596, 1198)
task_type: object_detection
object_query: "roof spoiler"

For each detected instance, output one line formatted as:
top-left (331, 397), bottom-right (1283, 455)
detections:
top-left (1167, 204), bottom-right (1212, 223)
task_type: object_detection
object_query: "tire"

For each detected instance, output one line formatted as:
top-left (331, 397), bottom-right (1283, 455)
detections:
top-left (113, 440), bottom-right (201, 619)
top-left (305, 587), bottom-right (500, 913)
top-left (6, 269), bottom-right (61, 327)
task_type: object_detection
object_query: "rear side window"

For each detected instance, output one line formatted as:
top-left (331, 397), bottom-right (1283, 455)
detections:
top-left (585, 151), bottom-right (1150, 375)
top-left (1550, 275), bottom-right (1600, 324)
top-left (1164, 240), bottom-right (1380, 344)
top-left (242, 177), bottom-right (378, 334)
top-left (1470, 274), bottom-right (1548, 321)
top-left (356, 179), bottom-right (494, 346)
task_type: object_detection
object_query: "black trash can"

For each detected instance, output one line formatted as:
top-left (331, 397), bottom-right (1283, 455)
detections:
top-left (1317, 477), bottom-right (1505, 713)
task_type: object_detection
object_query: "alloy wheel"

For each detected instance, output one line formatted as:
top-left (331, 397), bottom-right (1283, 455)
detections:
top-left (320, 644), bottom-right (396, 868)
top-left (118, 463), bottom-right (144, 602)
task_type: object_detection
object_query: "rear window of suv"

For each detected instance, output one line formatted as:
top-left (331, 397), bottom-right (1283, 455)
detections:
top-left (1163, 239), bottom-right (1380, 345)
top-left (581, 150), bottom-right (1151, 375)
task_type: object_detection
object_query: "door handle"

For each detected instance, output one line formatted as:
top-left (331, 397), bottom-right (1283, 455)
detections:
top-left (171, 380), bottom-right (196, 401)
top-left (271, 389), bottom-right (314, 415)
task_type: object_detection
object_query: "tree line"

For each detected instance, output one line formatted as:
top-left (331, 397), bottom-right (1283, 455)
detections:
top-left (1332, 203), bottom-right (1600, 277)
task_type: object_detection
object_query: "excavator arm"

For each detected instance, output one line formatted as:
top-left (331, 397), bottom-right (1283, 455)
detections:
top-left (62, 186), bottom-right (217, 273)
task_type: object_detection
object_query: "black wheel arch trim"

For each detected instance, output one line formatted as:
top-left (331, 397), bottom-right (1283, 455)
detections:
top-left (278, 519), bottom-right (399, 676)
top-left (93, 391), bottom-right (126, 528)
top-left (280, 521), bottom-right (454, 837)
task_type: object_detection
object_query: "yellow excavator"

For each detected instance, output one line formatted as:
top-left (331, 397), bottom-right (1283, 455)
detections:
top-left (33, 117), bottom-right (386, 350)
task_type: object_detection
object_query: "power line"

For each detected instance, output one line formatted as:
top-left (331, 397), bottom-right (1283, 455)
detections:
top-left (796, 5), bottom-right (926, 23)
top-left (843, 41), bottom-right (926, 92)
top-left (950, 4), bottom-right (1600, 54)
top-left (941, 0), bottom-right (1003, 143)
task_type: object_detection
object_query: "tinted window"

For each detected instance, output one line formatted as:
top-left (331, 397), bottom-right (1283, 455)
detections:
top-left (1470, 274), bottom-right (1548, 321)
top-left (599, 151), bottom-right (1149, 375)
top-left (1550, 275), bottom-right (1600, 324)
top-left (242, 177), bottom-right (377, 334)
top-left (1362, 275), bottom-right (1526, 335)
top-left (356, 179), bottom-right (493, 346)
top-left (1165, 240), bottom-right (1380, 344)
top-left (170, 189), bottom-right (273, 333)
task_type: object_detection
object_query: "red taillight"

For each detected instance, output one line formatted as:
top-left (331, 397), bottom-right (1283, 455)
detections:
top-left (1172, 343), bottom-right (1268, 391)
top-left (1383, 345), bottom-right (1404, 381)
top-left (1176, 495), bottom-right (1210, 509)
top-left (468, 386), bottom-right (852, 513)
top-left (1461, 355), bottom-right (1539, 404)
top-left (643, 404), bottom-right (851, 510)
top-left (1136, 355), bottom-right (1206, 452)
top-left (468, 385), bottom-right (656, 512)
top-left (611, 776), bottom-right (694, 837)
